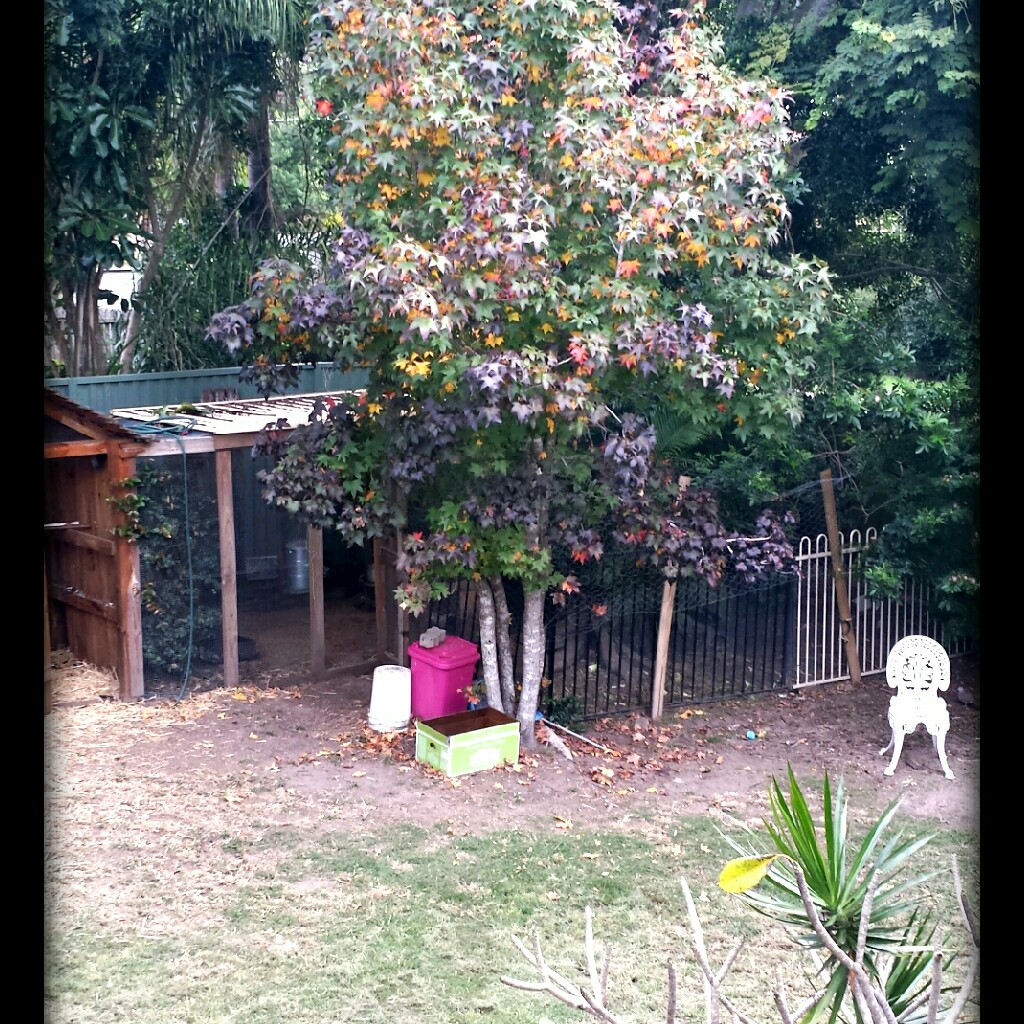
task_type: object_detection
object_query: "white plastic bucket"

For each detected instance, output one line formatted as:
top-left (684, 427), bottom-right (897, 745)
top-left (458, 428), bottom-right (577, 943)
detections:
top-left (368, 665), bottom-right (411, 732)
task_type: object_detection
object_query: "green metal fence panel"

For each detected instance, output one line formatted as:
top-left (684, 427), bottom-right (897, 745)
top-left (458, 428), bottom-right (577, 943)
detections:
top-left (46, 364), bottom-right (370, 414)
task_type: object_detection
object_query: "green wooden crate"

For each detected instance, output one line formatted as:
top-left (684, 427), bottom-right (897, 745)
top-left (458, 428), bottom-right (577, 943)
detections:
top-left (415, 707), bottom-right (520, 776)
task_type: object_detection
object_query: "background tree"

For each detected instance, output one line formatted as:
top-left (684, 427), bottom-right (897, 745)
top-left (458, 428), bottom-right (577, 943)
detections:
top-left (210, 0), bottom-right (834, 745)
top-left (44, 0), bottom-right (309, 376)
top-left (695, 0), bottom-right (980, 642)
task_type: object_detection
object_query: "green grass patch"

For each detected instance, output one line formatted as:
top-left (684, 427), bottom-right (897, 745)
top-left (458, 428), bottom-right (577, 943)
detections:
top-left (45, 816), bottom-right (978, 1024)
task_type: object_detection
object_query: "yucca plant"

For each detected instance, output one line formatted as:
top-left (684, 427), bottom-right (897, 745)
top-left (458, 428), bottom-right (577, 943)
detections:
top-left (719, 764), bottom-right (945, 1024)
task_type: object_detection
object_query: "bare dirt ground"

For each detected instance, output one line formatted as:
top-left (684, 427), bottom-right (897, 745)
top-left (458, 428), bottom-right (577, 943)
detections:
top-left (45, 619), bottom-right (981, 839)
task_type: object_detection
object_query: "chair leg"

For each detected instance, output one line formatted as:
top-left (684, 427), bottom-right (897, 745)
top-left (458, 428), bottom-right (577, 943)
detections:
top-left (882, 730), bottom-right (904, 776)
top-left (879, 731), bottom-right (894, 758)
top-left (934, 728), bottom-right (955, 780)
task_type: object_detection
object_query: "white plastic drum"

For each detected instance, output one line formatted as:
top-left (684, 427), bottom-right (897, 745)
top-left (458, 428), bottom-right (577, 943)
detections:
top-left (367, 665), bottom-right (412, 732)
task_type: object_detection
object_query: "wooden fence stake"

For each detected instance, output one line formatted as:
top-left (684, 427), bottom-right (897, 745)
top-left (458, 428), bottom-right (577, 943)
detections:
top-left (820, 469), bottom-right (862, 684)
top-left (650, 577), bottom-right (678, 720)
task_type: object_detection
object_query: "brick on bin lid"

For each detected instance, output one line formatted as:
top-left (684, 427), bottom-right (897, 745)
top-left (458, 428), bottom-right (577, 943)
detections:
top-left (418, 626), bottom-right (448, 649)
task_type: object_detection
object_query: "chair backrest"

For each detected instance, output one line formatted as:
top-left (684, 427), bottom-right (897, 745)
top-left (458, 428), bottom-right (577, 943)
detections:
top-left (885, 634), bottom-right (950, 698)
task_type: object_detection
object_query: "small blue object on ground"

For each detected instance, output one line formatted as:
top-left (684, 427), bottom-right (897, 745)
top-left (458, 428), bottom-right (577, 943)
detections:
top-left (745, 730), bottom-right (756, 740)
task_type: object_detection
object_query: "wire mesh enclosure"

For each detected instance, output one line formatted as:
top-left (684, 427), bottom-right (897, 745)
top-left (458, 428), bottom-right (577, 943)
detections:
top-left (135, 453), bottom-right (223, 687)
top-left (132, 447), bottom-right (378, 695)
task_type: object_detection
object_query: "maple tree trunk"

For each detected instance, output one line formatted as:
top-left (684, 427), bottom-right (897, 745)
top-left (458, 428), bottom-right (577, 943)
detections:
top-left (517, 587), bottom-right (546, 751)
top-left (491, 577), bottom-right (517, 711)
top-left (474, 579), bottom-right (504, 712)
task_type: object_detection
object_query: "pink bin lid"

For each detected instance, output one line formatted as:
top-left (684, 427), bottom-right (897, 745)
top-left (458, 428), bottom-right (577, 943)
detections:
top-left (408, 635), bottom-right (480, 667)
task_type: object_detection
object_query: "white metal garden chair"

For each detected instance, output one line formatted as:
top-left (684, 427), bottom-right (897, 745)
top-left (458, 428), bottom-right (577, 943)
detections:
top-left (879, 634), bottom-right (955, 779)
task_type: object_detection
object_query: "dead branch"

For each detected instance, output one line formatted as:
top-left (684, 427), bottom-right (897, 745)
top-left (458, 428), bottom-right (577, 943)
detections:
top-left (951, 855), bottom-right (980, 948)
top-left (790, 866), bottom-right (896, 1024)
top-left (772, 970), bottom-right (792, 1024)
top-left (939, 856), bottom-right (980, 1024)
top-left (500, 907), bottom-right (621, 1024)
top-left (501, 861), bottom-right (978, 1024)
top-left (538, 722), bottom-right (574, 760)
top-left (540, 716), bottom-right (617, 754)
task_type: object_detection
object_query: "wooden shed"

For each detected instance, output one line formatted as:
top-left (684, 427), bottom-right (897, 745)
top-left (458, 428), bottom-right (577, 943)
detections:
top-left (45, 388), bottom-right (414, 707)
top-left (44, 388), bottom-right (153, 707)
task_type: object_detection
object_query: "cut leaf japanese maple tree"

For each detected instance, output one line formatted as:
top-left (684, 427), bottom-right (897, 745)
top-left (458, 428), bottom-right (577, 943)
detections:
top-left (208, 0), bottom-right (834, 748)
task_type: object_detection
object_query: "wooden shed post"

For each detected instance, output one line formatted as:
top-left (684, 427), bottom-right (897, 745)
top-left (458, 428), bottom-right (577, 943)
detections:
top-left (111, 442), bottom-right (145, 700)
top-left (215, 449), bottom-right (240, 689)
top-left (308, 525), bottom-right (326, 674)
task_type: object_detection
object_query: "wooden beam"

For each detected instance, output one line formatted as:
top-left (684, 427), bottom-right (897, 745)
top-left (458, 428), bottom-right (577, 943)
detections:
top-left (373, 537), bottom-right (387, 662)
top-left (215, 449), bottom-right (239, 689)
top-left (133, 435), bottom-right (217, 457)
top-left (126, 431), bottom-right (281, 458)
top-left (309, 526), bottom-right (326, 675)
top-left (45, 440), bottom-right (107, 459)
top-left (48, 582), bottom-right (118, 622)
top-left (47, 527), bottom-right (116, 556)
top-left (44, 441), bottom-right (150, 460)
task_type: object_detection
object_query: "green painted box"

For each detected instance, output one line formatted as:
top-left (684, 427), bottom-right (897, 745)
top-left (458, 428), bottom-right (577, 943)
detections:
top-left (415, 707), bottom-right (520, 776)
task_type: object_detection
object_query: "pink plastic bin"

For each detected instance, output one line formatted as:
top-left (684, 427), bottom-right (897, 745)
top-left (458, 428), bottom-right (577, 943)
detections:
top-left (408, 636), bottom-right (481, 720)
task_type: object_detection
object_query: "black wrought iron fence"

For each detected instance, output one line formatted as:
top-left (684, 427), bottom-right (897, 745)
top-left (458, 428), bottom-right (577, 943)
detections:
top-left (425, 553), bottom-right (797, 721)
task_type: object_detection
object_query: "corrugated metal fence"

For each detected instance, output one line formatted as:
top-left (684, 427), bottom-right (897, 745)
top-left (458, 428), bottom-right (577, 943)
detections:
top-left (46, 363), bottom-right (369, 415)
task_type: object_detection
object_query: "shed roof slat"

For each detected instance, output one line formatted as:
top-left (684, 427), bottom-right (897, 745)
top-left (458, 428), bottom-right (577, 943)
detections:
top-left (109, 390), bottom-right (363, 437)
